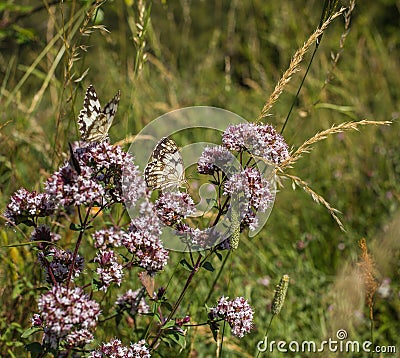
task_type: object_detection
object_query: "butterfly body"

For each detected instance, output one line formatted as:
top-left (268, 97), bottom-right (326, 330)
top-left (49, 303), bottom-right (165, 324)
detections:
top-left (78, 85), bottom-right (120, 143)
top-left (68, 143), bottom-right (81, 175)
top-left (145, 137), bottom-right (186, 191)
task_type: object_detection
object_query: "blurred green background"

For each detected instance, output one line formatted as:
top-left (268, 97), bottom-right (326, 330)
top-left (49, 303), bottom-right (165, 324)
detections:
top-left (0, 0), bottom-right (399, 356)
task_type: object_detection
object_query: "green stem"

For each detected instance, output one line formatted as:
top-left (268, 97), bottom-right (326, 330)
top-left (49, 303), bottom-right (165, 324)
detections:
top-left (256, 315), bottom-right (274, 357)
top-left (204, 251), bottom-right (231, 304)
top-left (66, 205), bottom-right (92, 288)
top-left (149, 253), bottom-right (207, 351)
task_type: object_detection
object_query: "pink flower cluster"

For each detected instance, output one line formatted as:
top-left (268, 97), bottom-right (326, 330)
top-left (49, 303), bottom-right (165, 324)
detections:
top-left (116, 289), bottom-right (150, 315)
top-left (94, 249), bottom-right (124, 291)
top-left (36, 286), bottom-right (100, 349)
top-left (224, 167), bottom-right (273, 230)
top-left (45, 141), bottom-right (145, 208)
top-left (38, 247), bottom-right (84, 284)
top-left (222, 122), bottom-right (289, 164)
top-left (210, 296), bottom-right (254, 338)
top-left (89, 338), bottom-right (150, 358)
top-left (197, 145), bottom-right (234, 175)
top-left (92, 206), bottom-right (169, 274)
top-left (4, 188), bottom-right (54, 226)
top-left (155, 191), bottom-right (195, 226)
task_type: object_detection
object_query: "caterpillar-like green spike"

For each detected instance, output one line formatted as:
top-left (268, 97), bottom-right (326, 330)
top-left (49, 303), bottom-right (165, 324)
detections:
top-left (271, 274), bottom-right (289, 315)
top-left (229, 207), bottom-right (241, 250)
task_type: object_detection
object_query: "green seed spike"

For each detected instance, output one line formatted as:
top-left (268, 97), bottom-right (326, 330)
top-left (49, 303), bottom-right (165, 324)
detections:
top-left (229, 207), bottom-right (240, 250)
top-left (271, 275), bottom-right (289, 315)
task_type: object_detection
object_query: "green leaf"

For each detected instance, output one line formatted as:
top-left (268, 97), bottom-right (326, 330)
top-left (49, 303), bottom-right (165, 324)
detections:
top-left (6, 350), bottom-right (17, 358)
top-left (91, 278), bottom-right (102, 292)
top-left (12, 25), bottom-right (36, 44)
top-left (141, 312), bottom-right (155, 317)
top-left (69, 222), bottom-right (82, 231)
top-left (164, 329), bottom-right (186, 347)
top-left (11, 282), bottom-right (23, 300)
top-left (176, 332), bottom-right (186, 347)
top-left (161, 301), bottom-right (173, 312)
top-left (211, 327), bottom-right (218, 342)
top-left (314, 103), bottom-right (357, 119)
top-left (162, 320), bottom-right (176, 329)
top-left (179, 259), bottom-right (193, 271)
top-left (0, 4), bottom-right (32, 12)
top-left (202, 261), bottom-right (215, 272)
top-left (154, 312), bottom-right (162, 323)
top-left (21, 327), bottom-right (42, 339)
top-left (25, 342), bottom-right (43, 353)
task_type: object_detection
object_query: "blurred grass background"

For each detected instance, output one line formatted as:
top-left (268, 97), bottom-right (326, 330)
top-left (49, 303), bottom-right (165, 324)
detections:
top-left (0, 0), bottom-right (399, 356)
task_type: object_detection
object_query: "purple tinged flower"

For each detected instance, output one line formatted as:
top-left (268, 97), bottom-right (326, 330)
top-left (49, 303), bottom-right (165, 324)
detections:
top-left (93, 227), bottom-right (125, 249)
top-left (30, 224), bottom-right (61, 250)
top-left (217, 238), bottom-right (231, 251)
top-left (154, 191), bottom-right (195, 226)
top-left (122, 159), bottom-right (147, 209)
top-left (224, 167), bottom-right (273, 230)
top-left (176, 225), bottom-right (221, 249)
top-left (175, 315), bottom-right (190, 327)
top-left (198, 146), bottom-right (234, 175)
top-left (31, 313), bottom-right (43, 327)
top-left (64, 329), bottom-right (94, 349)
top-left (122, 200), bottom-right (169, 273)
top-left (4, 188), bottom-right (54, 226)
top-left (45, 164), bottom-right (105, 207)
top-left (122, 227), bottom-right (169, 273)
top-left (89, 338), bottom-right (150, 358)
top-left (94, 202), bottom-right (168, 274)
top-left (38, 247), bottom-right (84, 285)
top-left (130, 200), bottom-right (163, 236)
top-left (222, 123), bottom-right (289, 164)
top-left (45, 142), bottom-right (146, 209)
top-left (76, 142), bottom-right (146, 206)
top-left (94, 249), bottom-right (124, 291)
top-left (210, 296), bottom-right (254, 338)
top-left (116, 289), bottom-right (150, 315)
top-left (37, 285), bottom-right (100, 349)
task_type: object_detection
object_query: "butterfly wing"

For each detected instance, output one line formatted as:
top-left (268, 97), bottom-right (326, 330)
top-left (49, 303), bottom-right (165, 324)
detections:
top-left (102, 90), bottom-right (120, 129)
top-left (138, 271), bottom-right (155, 298)
top-left (145, 137), bottom-right (186, 190)
top-left (78, 85), bottom-right (101, 141)
top-left (78, 85), bottom-right (120, 142)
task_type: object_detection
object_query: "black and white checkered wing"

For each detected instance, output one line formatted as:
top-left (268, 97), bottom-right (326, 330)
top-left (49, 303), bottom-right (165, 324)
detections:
top-left (78, 85), bottom-right (120, 142)
top-left (145, 137), bottom-right (186, 191)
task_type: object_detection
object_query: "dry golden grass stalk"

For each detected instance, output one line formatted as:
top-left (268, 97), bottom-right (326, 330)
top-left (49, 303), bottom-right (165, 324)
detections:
top-left (323, 0), bottom-right (356, 88)
top-left (279, 120), bottom-right (391, 171)
top-left (257, 7), bottom-right (346, 120)
top-left (358, 238), bottom-right (379, 320)
top-left (0, 120), bottom-right (12, 131)
top-left (69, 1), bottom-right (109, 78)
top-left (131, 0), bottom-right (150, 76)
top-left (278, 171), bottom-right (345, 231)
top-left (79, 0), bottom-right (109, 36)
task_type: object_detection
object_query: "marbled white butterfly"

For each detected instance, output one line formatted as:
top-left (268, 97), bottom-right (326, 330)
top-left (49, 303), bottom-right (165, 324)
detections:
top-left (145, 137), bottom-right (186, 191)
top-left (78, 84), bottom-right (120, 142)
